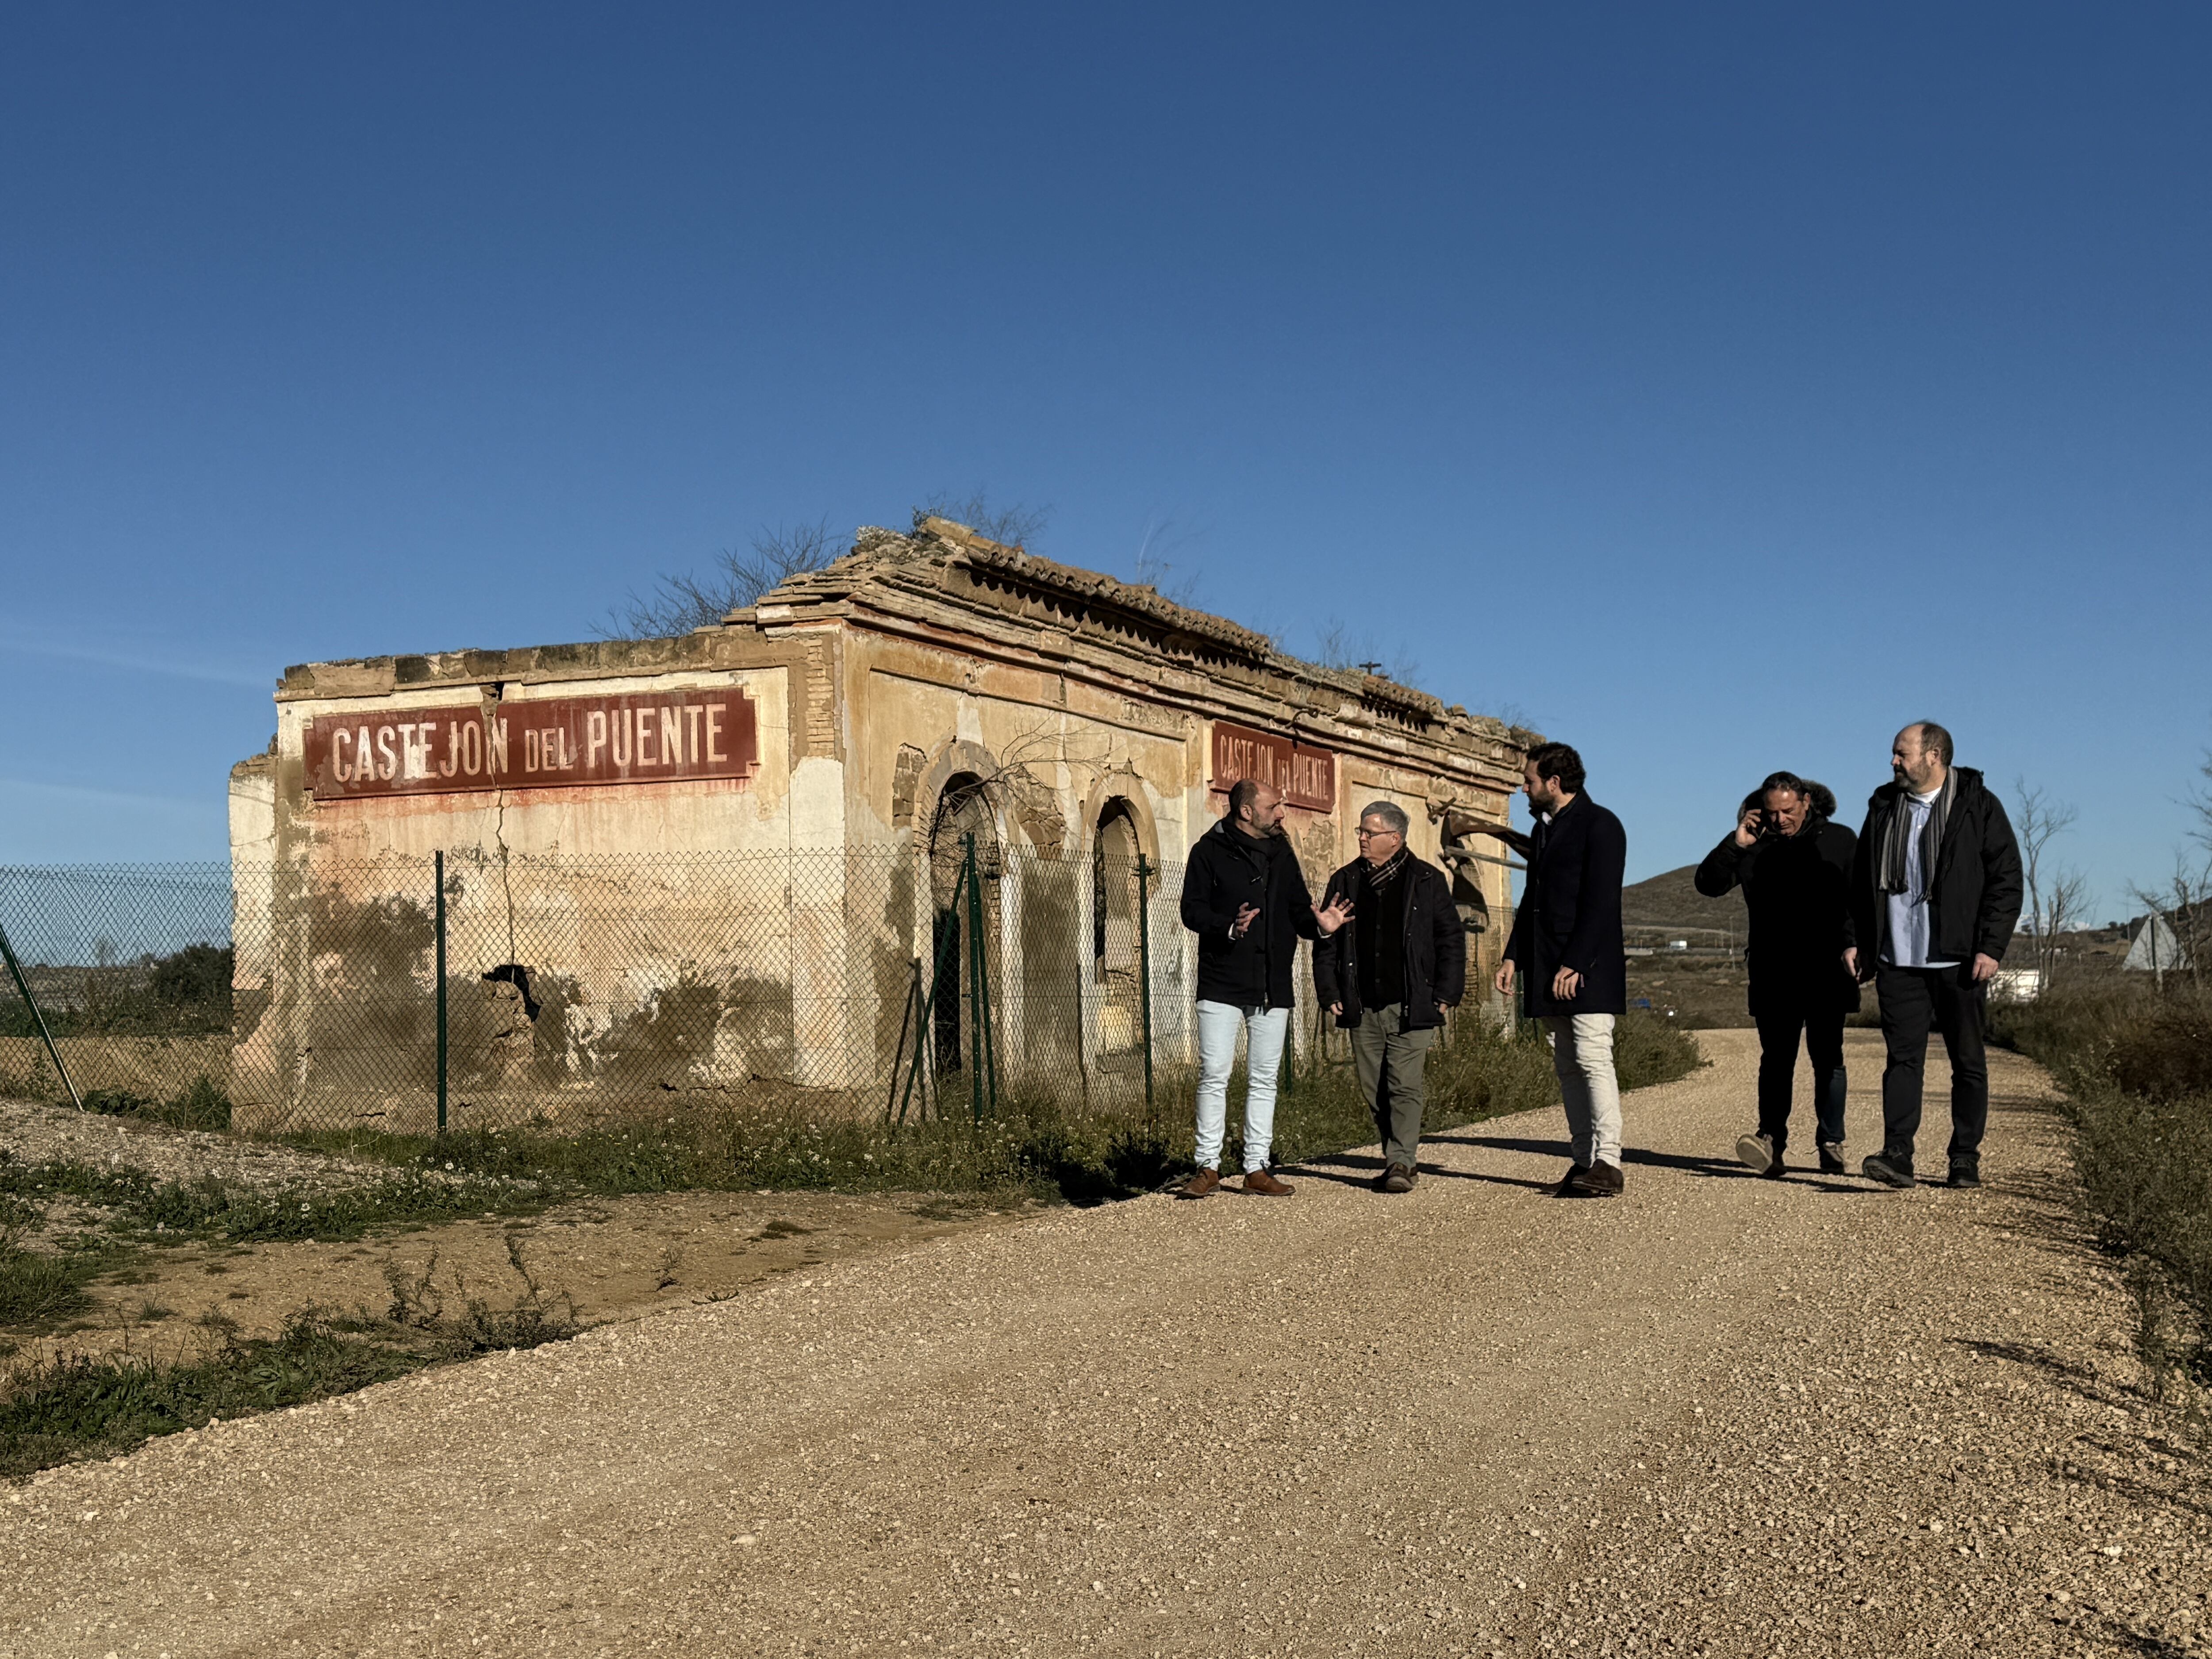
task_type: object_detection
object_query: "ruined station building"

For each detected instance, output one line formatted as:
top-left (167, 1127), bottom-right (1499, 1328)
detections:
top-left (228, 518), bottom-right (1531, 1130)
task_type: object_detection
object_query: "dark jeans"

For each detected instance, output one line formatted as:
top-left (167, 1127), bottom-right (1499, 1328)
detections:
top-left (1752, 1000), bottom-right (1846, 1152)
top-left (1874, 964), bottom-right (1989, 1173)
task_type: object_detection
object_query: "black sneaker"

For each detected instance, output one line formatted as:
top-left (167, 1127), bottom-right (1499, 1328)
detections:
top-left (1555, 1163), bottom-right (1590, 1197)
top-left (1816, 1142), bottom-right (1847, 1175)
top-left (1862, 1152), bottom-right (1915, 1189)
top-left (1947, 1164), bottom-right (1982, 1190)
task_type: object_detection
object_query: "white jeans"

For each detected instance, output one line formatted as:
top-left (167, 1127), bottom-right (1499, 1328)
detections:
top-left (1194, 1000), bottom-right (1290, 1172)
top-left (1544, 1013), bottom-right (1621, 1169)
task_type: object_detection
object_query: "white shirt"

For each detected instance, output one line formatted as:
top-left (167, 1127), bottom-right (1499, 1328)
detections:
top-left (1884, 789), bottom-right (1958, 969)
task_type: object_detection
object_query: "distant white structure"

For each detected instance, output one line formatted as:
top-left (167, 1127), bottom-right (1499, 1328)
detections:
top-left (2122, 914), bottom-right (2191, 973)
top-left (1990, 967), bottom-right (2044, 1002)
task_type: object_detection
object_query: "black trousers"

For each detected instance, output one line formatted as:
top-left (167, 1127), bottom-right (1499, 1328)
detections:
top-left (1751, 996), bottom-right (1846, 1152)
top-left (1874, 964), bottom-right (1989, 1173)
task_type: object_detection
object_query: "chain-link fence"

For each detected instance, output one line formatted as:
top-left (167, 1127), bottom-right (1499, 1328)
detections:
top-left (2, 844), bottom-right (1514, 1137)
top-left (0, 845), bottom-right (1284, 1134)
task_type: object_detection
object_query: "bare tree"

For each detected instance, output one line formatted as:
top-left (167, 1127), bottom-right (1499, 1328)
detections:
top-left (2014, 779), bottom-right (2091, 985)
top-left (914, 489), bottom-right (1050, 548)
top-left (1125, 511), bottom-right (1205, 605)
top-left (601, 519), bottom-right (839, 640)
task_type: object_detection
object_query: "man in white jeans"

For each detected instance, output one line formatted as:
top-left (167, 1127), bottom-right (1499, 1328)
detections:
top-left (1177, 778), bottom-right (1351, 1197)
top-left (1494, 742), bottom-right (1631, 1197)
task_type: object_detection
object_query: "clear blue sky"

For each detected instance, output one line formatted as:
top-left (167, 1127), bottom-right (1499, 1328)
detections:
top-left (4, 3), bottom-right (2207, 915)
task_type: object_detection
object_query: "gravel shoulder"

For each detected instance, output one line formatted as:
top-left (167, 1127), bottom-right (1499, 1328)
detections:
top-left (4, 1030), bottom-right (2205, 1658)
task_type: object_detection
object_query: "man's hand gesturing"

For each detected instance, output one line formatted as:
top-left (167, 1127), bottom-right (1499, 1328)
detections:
top-left (1231, 903), bottom-right (1260, 939)
top-left (1314, 893), bottom-right (1354, 936)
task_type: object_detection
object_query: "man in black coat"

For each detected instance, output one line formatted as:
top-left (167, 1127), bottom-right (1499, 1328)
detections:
top-left (1177, 778), bottom-right (1351, 1198)
top-left (1312, 800), bottom-right (1467, 1194)
top-left (1842, 722), bottom-right (2023, 1190)
top-left (1696, 771), bottom-right (1859, 1178)
top-left (1494, 742), bottom-right (1631, 1197)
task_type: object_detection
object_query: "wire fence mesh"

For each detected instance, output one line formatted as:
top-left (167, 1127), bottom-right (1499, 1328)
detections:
top-left (0, 844), bottom-right (1290, 1134)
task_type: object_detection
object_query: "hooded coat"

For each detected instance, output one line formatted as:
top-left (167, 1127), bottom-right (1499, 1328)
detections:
top-left (1694, 813), bottom-right (1861, 1015)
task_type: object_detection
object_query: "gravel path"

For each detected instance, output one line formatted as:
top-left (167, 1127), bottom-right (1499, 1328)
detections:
top-left (4, 1030), bottom-right (2205, 1658)
top-left (0, 1096), bottom-right (442, 1194)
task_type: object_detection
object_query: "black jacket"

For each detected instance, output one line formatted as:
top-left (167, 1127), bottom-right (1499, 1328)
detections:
top-left (1695, 815), bottom-right (1861, 1015)
top-left (1179, 817), bottom-right (1321, 1009)
top-left (1503, 795), bottom-right (1628, 1018)
top-left (1312, 855), bottom-right (1466, 1031)
top-left (1844, 767), bottom-right (2023, 969)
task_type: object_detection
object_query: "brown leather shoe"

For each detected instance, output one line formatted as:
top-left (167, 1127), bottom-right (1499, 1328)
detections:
top-left (1569, 1159), bottom-right (1625, 1197)
top-left (1241, 1167), bottom-right (1295, 1197)
top-left (1380, 1163), bottom-right (1415, 1194)
top-left (1179, 1167), bottom-right (1222, 1199)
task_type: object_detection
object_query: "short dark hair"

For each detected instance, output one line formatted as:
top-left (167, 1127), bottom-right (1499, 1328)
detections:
top-left (1525, 742), bottom-right (1585, 794)
top-left (1227, 777), bottom-right (1263, 819)
top-left (1911, 722), bottom-right (1955, 766)
top-left (1759, 770), bottom-right (1807, 803)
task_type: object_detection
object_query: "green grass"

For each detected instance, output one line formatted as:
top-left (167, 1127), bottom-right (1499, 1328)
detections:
top-left (0, 1153), bottom-right (544, 1245)
top-left (1992, 981), bottom-right (2212, 1390)
top-left (274, 1011), bottom-right (1703, 1206)
top-left (0, 1237), bottom-right (579, 1482)
top-left (80, 1074), bottom-right (234, 1133)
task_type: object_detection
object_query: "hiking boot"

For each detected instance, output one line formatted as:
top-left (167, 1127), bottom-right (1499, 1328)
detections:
top-left (1555, 1163), bottom-right (1590, 1197)
top-left (1816, 1142), bottom-right (1847, 1176)
top-left (1380, 1163), bottom-right (1416, 1194)
top-left (1571, 1160), bottom-right (1625, 1197)
top-left (1946, 1163), bottom-right (1982, 1191)
top-left (1861, 1152), bottom-right (1915, 1189)
top-left (1736, 1132), bottom-right (1777, 1176)
top-left (1242, 1167), bottom-right (1296, 1197)
top-left (1179, 1167), bottom-right (1222, 1199)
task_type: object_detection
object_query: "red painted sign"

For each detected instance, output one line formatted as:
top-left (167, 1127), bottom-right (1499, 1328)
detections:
top-left (304, 690), bottom-right (759, 801)
top-left (1209, 721), bottom-right (1336, 813)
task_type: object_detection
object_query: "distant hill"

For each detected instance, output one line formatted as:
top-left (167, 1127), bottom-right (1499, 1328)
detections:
top-left (1621, 862), bottom-right (1745, 940)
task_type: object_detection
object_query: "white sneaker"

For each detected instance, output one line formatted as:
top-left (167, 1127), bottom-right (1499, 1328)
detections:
top-left (1735, 1132), bottom-right (1776, 1175)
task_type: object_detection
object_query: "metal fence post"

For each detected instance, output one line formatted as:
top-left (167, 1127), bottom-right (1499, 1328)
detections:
top-left (0, 914), bottom-right (83, 1111)
top-left (1135, 853), bottom-right (1154, 1116)
top-left (434, 850), bottom-right (448, 1136)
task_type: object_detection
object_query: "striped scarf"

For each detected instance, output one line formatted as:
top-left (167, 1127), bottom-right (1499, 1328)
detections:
top-left (1878, 772), bottom-right (1955, 896)
top-left (1362, 845), bottom-right (1410, 894)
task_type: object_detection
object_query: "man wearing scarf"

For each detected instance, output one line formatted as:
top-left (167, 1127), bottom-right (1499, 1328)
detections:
top-left (1313, 801), bottom-right (1466, 1193)
top-left (1844, 722), bottom-right (2023, 1190)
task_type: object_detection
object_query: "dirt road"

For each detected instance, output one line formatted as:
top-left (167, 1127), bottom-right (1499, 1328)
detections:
top-left (4, 1031), bottom-right (2205, 1657)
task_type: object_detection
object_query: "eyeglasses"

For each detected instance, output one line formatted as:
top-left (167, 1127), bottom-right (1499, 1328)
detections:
top-left (1355, 827), bottom-right (1401, 840)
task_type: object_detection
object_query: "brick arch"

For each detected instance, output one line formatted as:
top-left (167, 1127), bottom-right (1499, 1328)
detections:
top-left (1080, 771), bottom-right (1161, 865)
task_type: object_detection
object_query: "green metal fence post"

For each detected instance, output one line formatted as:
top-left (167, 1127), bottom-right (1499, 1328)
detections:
top-left (0, 914), bottom-right (83, 1111)
top-left (434, 850), bottom-right (448, 1136)
top-left (1135, 853), bottom-right (1154, 1116)
top-left (963, 835), bottom-right (983, 1124)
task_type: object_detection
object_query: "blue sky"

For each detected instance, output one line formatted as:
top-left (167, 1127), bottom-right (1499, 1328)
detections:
top-left (3, 3), bottom-right (2207, 914)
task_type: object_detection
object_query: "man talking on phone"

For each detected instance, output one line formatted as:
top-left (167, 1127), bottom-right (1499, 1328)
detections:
top-left (1496, 743), bottom-right (1630, 1197)
top-left (1696, 771), bottom-right (1859, 1177)
top-left (1843, 723), bottom-right (2022, 1190)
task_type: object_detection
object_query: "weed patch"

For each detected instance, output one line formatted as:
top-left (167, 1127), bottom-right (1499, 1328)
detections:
top-left (81, 1075), bottom-right (234, 1133)
top-left (0, 1158), bottom-right (541, 1244)
top-left (273, 1011), bottom-right (1700, 1206)
top-left (0, 1242), bottom-right (580, 1481)
top-left (1994, 983), bottom-right (2212, 1390)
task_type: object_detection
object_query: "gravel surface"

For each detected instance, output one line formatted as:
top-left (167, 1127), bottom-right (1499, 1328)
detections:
top-left (0, 1096), bottom-right (414, 1194)
top-left (3, 1030), bottom-right (2204, 1658)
